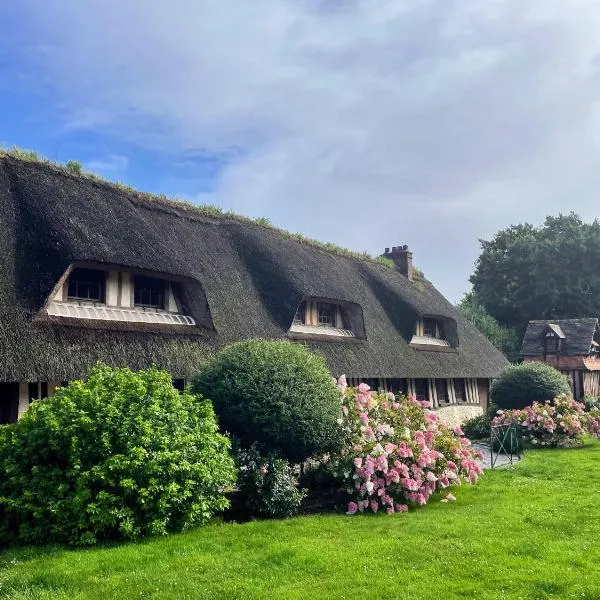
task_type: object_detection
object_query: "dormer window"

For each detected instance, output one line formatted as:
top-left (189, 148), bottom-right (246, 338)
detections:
top-left (544, 331), bottom-right (559, 355)
top-left (289, 298), bottom-right (362, 341)
top-left (67, 268), bottom-right (106, 303)
top-left (422, 317), bottom-right (445, 339)
top-left (134, 276), bottom-right (165, 309)
top-left (410, 316), bottom-right (457, 352)
top-left (541, 324), bottom-right (564, 355)
top-left (47, 264), bottom-right (197, 328)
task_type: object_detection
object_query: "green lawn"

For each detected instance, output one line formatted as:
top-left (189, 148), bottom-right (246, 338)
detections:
top-left (2, 440), bottom-right (599, 600)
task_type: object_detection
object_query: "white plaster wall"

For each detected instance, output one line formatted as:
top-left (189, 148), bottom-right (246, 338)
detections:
top-left (435, 404), bottom-right (483, 429)
top-left (17, 383), bottom-right (29, 418)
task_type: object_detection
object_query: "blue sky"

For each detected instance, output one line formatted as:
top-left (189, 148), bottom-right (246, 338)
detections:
top-left (2, 1), bottom-right (600, 301)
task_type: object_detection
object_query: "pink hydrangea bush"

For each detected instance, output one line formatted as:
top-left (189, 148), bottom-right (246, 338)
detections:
top-left (587, 408), bottom-right (600, 438)
top-left (332, 377), bottom-right (483, 515)
top-left (493, 394), bottom-right (600, 448)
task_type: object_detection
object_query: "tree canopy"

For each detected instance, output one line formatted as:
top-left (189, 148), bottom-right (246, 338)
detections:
top-left (470, 213), bottom-right (600, 334)
top-left (457, 292), bottom-right (520, 361)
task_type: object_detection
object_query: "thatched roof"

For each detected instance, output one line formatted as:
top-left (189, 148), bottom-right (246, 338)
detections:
top-left (521, 318), bottom-right (599, 357)
top-left (0, 155), bottom-right (508, 381)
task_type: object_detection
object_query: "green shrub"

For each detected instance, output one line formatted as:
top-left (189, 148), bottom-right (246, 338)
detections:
top-left (232, 443), bottom-right (306, 519)
top-left (0, 365), bottom-right (236, 546)
top-left (191, 339), bottom-right (343, 462)
top-left (462, 413), bottom-right (490, 440)
top-left (490, 362), bottom-right (571, 410)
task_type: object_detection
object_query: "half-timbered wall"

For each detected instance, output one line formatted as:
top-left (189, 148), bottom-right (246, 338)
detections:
top-left (345, 377), bottom-right (487, 408)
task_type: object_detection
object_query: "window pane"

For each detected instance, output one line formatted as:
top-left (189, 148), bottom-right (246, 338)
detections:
top-left (435, 379), bottom-right (449, 403)
top-left (317, 302), bottom-right (335, 326)
top-left (454, 379), bottom-right (466, 401)
top-left (423, 318), bottom-right (436, 337)
top-left (134, 276), bottom-right (165, 308)
top-left (67, 268), bottom-right (105, 302)
top-left (414, 378), bottom-right (428, 401)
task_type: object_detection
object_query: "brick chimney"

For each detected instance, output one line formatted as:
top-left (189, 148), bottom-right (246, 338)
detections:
top-left (383, 245), bottom-right (413, 281)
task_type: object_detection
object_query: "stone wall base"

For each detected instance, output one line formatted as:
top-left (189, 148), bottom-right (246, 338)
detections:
top-left (435, 404), bottom-right (483, 429)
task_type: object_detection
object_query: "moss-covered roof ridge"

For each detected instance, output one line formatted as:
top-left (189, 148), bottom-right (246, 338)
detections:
top-left (0, 148), bottom-right (399, 271)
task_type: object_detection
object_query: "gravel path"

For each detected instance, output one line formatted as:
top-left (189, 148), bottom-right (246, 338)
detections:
top-left (472, 441), bottom-right (521, 469)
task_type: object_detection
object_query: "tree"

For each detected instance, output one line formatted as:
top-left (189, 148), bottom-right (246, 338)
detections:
top-left (470, 213), bottom-right (600, 333)
top-left (457, 292), bottom-right (520, 361)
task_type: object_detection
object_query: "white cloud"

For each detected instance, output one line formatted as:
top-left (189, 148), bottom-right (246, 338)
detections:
top-left (12, 0), bottom-right (600, 300)
top-left (86, 154), bottom-right (129, 174)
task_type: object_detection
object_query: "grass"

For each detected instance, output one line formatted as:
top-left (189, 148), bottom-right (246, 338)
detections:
top-left (2, 440), bottom-right (599, 600)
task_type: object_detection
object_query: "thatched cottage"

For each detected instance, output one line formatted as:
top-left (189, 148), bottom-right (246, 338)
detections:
top-left (521, 318), bottom-right (600, 400)
top-left (0, 154), bottom-right (508, 424)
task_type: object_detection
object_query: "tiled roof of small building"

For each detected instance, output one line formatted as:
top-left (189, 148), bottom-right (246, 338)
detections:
top-left (521, 318), bottom-right (599, 356)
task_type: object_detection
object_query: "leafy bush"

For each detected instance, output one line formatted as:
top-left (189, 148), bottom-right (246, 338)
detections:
top-left (584, 394), bottom-right (600, 411)
top-left (0, 365), bottom-right (236, 546)
top-left (461, 413), bottom-right (490, 440)
top-left (191, 339), bottom-right (343, 463)
top-left (330, 378), bottom-right (483, 515)
top-left (490, 362), bottom-right (571, 410)
top-left (232, 443), bottom-right (307, 519)
top-left (493, 394), bottom-right (600, 448)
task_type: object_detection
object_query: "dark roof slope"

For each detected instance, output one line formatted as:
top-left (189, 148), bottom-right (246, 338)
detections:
top-left (0, 155), bottom-right (509, 381)
top-left (521, 318), bottom-right (599, 356)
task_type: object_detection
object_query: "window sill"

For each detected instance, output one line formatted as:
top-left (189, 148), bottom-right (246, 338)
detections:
top-left (46, 301), bottom-right (195, 326)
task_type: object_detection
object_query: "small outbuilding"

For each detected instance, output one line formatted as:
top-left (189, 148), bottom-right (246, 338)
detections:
top-left (521, 318), bottom-right (600, 400)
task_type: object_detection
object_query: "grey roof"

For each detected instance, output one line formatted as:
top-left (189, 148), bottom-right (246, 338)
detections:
top-left (0, 155), bottom-right (509, 381)
top-left (521, 318), bottom-right (599, 356)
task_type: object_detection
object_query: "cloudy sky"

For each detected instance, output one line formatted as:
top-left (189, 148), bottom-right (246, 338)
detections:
top-left (2, 1), bottom-right (600, 301)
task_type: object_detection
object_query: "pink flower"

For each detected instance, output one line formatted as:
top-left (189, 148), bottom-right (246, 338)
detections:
top-left (337, 374), bottom-right (348, 391)
top-left (359, 413), bottom-right (369, 425)
top-left (454, 425), bottom-right (464, 436)
top-left (425, 411), bottom-right (437, 424)
top-left (259, 466), bottom-right (268, 475)
top-left (365, 481), bottom-right (374, 494)
top-left (353, 457), bottom-right (363, 468)
top-left (370, 500), bottom-right (379, 513)
top-left (363, 426), bottom-right (376, 442)
top-left (386, 507), bottom-right (394, 515)
top-left (398, 443), bottom-right (413, 458)
top-left (395, 504), bottom-right (409, 513)
top-left (346, 501), bottom-right (358, 514)
top-left (358, 383), bottom-right (371, 393)
top-left (426, 471), bottom-right (437, 482)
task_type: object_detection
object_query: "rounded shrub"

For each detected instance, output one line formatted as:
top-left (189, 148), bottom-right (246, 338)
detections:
top-left (490, 362), bottom-right (571, 410)
top-left (0, 364), bottom-right (236, 546)
top-left (191, 339), bottom-right (343, 463)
